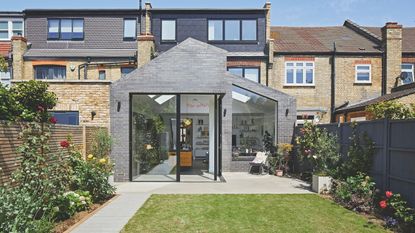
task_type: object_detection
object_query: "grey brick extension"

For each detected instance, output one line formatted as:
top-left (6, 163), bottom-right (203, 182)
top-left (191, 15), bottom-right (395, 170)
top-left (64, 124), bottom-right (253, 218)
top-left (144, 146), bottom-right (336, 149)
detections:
top-left (110, 38), bottom-right (296, 182)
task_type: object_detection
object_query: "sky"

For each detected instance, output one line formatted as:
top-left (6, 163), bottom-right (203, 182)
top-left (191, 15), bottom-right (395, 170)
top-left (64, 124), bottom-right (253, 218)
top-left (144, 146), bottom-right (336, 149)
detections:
top-left (1, 0), bottom-right (415, 27)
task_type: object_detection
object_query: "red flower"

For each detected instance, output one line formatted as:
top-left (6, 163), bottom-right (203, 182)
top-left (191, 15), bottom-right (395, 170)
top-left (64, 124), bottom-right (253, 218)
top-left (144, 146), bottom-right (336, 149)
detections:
top-left (37, 105), bottom-right (45, 112)
top-left (379, 200), bottom-right (387, 209)
top-left (60, 141), bottom-right (69, 148)
top-left (49, 117), bottom-right (57, 124)
top-left (385, 191), bottom-right (393, 198)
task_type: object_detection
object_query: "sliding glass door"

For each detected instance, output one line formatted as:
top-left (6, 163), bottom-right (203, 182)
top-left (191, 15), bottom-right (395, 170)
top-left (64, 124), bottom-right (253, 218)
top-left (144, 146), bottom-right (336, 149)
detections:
top-left (130, 94), bottom-right (222, 182)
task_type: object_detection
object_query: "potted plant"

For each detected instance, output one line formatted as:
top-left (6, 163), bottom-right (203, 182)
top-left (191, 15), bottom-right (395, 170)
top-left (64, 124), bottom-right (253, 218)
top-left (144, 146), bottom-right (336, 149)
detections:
top-left (275, 152), bottom-right (284, 176)
top-left (296, 122), bottom-right (340, 193)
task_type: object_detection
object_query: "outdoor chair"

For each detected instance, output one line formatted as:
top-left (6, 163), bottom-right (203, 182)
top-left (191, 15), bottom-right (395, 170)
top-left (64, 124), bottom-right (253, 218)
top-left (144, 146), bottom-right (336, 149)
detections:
top-left (249, 152), bottom-right (268, 175)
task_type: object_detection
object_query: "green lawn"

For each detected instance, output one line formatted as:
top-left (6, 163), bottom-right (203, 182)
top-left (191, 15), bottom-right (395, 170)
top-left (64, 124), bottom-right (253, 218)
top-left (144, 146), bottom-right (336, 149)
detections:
top-left (121, 194), bottom-right (388, 233)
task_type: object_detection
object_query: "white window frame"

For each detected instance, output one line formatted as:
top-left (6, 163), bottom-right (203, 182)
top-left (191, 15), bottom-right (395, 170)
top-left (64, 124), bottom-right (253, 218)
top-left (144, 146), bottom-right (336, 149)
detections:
top-left (401, 63), bottom-right (414, 84)
top-left (284, 61), bottom-right (315, 86)
top-left (0, 19), bottom-right (24, 41)
top-left (355, 64), bottom-right (372, 84)
top-left (161, 19), bottom-right (176, 42)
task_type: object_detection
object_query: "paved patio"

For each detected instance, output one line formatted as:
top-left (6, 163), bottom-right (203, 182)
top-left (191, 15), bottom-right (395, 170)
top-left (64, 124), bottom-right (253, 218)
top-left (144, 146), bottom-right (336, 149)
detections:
top-left (70, 173), bottom-right (312, 233)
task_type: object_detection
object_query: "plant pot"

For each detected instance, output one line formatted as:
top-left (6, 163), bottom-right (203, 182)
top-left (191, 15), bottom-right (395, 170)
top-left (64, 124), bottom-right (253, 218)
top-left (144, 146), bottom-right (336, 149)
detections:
top-left (312, 174), bottom-right (332, 194)
top-left (275, 169), bottom-right (284, 177)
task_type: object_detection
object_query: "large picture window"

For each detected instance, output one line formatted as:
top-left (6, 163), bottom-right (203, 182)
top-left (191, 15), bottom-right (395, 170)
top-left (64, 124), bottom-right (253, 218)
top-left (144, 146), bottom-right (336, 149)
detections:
top-left (161, 19), bottom-right (176, 41)
top-left (208, 19), bottom-right (257, 41)
top-left (34, 65), bottom-right (66, 80)
top-left (232, 86), bottom-right (276, 158)
top-left (228, 67), bottom-right (260, 83)
top-left (48, 19), bottom-right (84, 40)
top-left (285, 62), bottom-right (314, 85)
top-left (401, 64), bottom-right (414, 84)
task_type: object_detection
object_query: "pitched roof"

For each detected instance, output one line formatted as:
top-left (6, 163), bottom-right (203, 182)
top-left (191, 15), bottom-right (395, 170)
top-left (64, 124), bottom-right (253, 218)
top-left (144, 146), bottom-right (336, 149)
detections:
top-left (0, 42), bottom-right (11, 58)
top-left (271, 26), bottom-right (381, 54)
top-left (363, 26), bottom-right (415, 53)
top-left (336, 84), bottom-right (415, 113)
top-left (24, 49), bottom-right (136, 59)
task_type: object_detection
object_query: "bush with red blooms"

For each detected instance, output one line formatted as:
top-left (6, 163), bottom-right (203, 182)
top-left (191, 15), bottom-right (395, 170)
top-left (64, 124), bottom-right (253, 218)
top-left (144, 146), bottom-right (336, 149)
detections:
top-left (60, 140), bottom-right (70, 148)
top-left (49, 116), bottom-right (57, 124)
top-left (378, 191), bottom-right (415, 231)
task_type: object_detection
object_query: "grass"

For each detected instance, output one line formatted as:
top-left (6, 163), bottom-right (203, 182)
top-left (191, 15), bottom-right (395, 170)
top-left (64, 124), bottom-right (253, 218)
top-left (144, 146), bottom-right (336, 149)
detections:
top-left (121, 194), bottom-right (388, 233)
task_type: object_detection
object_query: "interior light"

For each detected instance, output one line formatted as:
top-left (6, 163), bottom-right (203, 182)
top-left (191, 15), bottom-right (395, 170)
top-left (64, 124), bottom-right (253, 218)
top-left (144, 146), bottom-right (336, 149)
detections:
top-left (148, 95), bottom-right (156, 98)
top-left (155, 95), bottom-right (175, 105)
top-left (232, 91), bottom-right (250, 103)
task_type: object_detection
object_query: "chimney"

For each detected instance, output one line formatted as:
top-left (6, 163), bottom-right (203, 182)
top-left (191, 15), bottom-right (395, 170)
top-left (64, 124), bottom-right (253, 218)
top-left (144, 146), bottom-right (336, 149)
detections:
top-left (382, 22), bottom-right (402, 94)
top-left (263, 1), bottom-right (271, 41)
top-left (137, 35), bottom-right (155, 68)
top-left (11, 36), bottom-right (28, 80)
top-left (144, 2), bottom-right (152, 35)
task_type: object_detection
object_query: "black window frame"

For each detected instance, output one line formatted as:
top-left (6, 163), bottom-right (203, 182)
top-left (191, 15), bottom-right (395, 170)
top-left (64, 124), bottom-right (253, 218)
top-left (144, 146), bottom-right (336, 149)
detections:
top-left (227, 66), bottom-right (260, 83)
top-left (123, 18), bottom-right (137, 41)
top-left (160, 19), bottom-right (177, 43)
top-left (207, 19), bottom-right (258, 43)
top-left (34, 65), bottom-right (67, 80)
top-left (47, 18), bottom-right (84, 41)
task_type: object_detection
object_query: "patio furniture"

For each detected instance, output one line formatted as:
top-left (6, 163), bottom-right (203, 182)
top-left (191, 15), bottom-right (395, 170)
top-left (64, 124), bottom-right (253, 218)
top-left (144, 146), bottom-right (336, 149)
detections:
top-left (249, 152), bottom-right (268, 174)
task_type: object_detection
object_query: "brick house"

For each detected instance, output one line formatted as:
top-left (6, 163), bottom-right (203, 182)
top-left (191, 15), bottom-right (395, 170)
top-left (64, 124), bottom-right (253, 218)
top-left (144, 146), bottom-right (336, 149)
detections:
top-left (270, 20), bottom-right (415, 124)
top-left (0, 12), bottom-right (23, 86)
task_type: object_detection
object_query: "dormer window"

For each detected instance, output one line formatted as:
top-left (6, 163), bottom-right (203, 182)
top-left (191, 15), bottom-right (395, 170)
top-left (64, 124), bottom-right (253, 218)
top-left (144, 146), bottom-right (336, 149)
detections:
top-left (48, 19), bottom-right (84, 40)
top-left (161, 19), bottom-right (176, 42)
top-left (0, 20), bottom-right (24, 40)
top-left (208, 19), bottom-right (257, 42)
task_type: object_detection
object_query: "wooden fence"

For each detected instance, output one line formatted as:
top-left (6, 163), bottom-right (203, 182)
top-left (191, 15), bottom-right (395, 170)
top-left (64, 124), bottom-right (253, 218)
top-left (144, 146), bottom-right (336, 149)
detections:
top-left (303, 119), bottom-right (415, 207)
top-left (0, 122), bottom-right (105, 185)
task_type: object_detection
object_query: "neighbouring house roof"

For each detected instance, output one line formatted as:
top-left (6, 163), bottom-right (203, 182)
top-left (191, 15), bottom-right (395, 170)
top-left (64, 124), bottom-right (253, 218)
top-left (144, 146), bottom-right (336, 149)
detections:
top-left (363, 26), bottom-right (415, 53)
top-left (0, 42), bottom-right (11, 58)
top-left (23, 49), bottom-right (137, 59)
top-left (271, 25), bottom-right (381, 54)
top-left (336, 85), bottom-right (415, 113)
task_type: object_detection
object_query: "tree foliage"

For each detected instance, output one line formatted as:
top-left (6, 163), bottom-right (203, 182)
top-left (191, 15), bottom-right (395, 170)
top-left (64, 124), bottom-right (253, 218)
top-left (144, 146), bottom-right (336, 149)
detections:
top-left (0, 56), bottom-right (7, 73)
top-left (366, 101), bottom-right (415, 120)
top-left (0, 80), bottom-right (57, 122)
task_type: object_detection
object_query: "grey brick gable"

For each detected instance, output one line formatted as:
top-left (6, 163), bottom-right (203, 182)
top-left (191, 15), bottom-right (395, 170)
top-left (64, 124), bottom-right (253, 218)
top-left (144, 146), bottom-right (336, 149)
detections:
top-left (110, 38), bottom-right (296, 181)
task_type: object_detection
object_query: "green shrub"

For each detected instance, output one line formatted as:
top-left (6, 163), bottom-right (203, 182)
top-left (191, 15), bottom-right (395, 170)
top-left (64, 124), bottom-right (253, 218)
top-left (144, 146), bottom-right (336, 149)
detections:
top-left (332, 173), bottom-right (376, 213)
top-left (333, 123), bottom-right (375, 180)
top-left (70, 150), bottom-right (115, 203)
top-left (0, 83), bottom-right (18, 120)
top-left (91, 128), bottom-right (113, 159)
top-left (53, 190), bottom-right (92, 221)
top-left (296, 122), bottom-right (340, 176)
top-left (366, 100), bottom-right (415, 120)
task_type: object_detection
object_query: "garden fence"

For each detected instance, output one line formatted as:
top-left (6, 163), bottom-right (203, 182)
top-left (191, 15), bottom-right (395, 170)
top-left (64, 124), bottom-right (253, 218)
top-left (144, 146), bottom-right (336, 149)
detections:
top-left (0, 121), bottom-right (106, 185)
top-left (295, 119), bottom-right (415, 207)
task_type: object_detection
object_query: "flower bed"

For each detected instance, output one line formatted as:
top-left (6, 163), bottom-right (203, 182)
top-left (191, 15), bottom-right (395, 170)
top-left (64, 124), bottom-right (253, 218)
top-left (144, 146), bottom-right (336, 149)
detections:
top-left (296, 121), bottom-right (415, 232)
top-left (0, 81), bottom-right (116, 233)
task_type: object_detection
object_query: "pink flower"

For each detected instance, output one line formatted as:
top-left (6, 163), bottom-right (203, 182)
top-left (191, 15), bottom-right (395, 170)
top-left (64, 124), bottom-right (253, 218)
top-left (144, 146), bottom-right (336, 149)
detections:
top-left (379, 200), bottom-right (387, 209)
top-left (385, 191), bottom-right (393, 198)
top-left (49, 117), bottom-right (57, 124)
top-left (37, 105), bottom-right (45, 112)
top-left (60, 141), bottom-right (70, 148)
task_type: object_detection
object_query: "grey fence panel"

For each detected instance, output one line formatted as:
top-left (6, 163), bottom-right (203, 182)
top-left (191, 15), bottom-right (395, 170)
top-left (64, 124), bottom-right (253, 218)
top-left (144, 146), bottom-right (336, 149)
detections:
top-left (295, 119), bottom-right (415, 207)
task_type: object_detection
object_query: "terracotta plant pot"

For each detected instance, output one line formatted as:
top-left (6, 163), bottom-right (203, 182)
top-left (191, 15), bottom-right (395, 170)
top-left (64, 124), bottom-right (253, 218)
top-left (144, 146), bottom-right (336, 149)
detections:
top-left (275, 169), bottom-right (284, 177)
